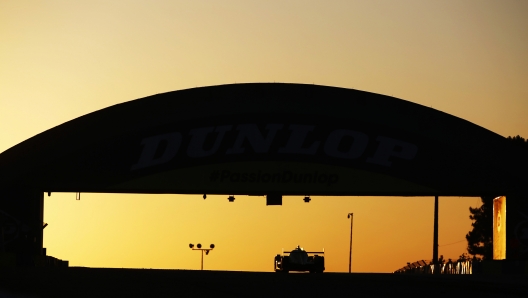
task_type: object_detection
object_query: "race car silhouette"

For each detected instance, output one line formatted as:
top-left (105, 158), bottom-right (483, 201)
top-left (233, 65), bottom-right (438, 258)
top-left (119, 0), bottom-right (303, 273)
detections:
top-left (274, 245), bottom-right (325, 273)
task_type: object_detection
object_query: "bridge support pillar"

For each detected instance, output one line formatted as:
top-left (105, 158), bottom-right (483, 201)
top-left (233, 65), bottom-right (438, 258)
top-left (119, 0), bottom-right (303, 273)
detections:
top-left (432, 195), bottom-right (439, 274)
top-left (495, 195), bottom-right (528, 263)
top-left (0, 189), bottom-right (44, 266)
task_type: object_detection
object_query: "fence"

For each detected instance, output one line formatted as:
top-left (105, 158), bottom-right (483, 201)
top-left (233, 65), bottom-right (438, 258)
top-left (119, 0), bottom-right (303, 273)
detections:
top-left (394, 258), bottom-right (476, 274)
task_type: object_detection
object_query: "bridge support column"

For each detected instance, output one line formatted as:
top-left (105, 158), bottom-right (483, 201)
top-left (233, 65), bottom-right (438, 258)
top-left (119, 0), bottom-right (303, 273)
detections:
top-left (494, 194), bottom-right (528, 271)
top-left (0, 189), bottom-right (44, 266)
top-left (433, 195), bottom-right (439, 274)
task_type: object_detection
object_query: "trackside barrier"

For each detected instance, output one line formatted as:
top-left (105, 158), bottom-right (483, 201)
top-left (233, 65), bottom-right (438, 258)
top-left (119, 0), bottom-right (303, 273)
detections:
top-left (395, 259), bottom-right (528, 275)
top-left (39, 255), bottom-right (68, 267)
top-left (0, 254), bottom-right (68, 268)
top-left (478, 260), bottom-right (527, 275)
top-left (34, 255), bottom-right (68, 267)
top-left (394, 259), bottom-right (475, 274)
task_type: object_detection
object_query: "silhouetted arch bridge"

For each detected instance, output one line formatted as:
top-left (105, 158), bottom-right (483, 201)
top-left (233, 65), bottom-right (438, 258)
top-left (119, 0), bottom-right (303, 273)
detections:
top-left (0, 83), bottom-right (526, 267)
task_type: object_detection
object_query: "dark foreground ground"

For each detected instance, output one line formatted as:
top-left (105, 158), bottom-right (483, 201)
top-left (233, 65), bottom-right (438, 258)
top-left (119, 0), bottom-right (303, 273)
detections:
top-left (0, 267), bottom-right (526, 298)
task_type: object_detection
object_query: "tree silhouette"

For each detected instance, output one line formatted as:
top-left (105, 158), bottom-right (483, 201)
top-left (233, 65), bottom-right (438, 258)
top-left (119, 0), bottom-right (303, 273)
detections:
top-left (506, 135), bottom-right (528, 150)
top-left (465, 135), bottom-right (527, 259)
top-left (466, 196), bottom-right (494, 260)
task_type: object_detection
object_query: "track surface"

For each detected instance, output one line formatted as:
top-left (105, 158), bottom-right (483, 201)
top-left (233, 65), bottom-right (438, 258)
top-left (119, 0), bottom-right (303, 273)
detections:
top-left (0, 267), bottom-right (526, 297)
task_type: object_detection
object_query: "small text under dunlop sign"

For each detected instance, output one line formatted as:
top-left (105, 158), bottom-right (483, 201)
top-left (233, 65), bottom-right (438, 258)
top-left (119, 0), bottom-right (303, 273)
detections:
top-left (209, 170), bottom-right (339, 186)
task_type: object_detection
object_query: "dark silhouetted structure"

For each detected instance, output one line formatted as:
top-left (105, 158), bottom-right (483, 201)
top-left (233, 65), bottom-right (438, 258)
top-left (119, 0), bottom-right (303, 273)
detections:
top-left (0, 83), bottom-right (526, 268)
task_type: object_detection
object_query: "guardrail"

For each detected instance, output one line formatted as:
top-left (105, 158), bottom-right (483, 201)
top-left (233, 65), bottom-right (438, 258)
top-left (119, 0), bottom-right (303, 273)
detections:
top-left (394, 258), bottom-right (476, 274)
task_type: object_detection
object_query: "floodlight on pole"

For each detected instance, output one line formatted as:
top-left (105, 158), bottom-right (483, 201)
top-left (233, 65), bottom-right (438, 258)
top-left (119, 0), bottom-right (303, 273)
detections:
top-left (189, 243), bottom-right (215, 270)
top-left (347, 213), bottom-right (353, 273)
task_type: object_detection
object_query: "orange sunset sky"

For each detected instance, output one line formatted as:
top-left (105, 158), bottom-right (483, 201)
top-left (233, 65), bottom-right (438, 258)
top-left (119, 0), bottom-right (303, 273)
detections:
top-left (1, 1), bottom-right (527, 272)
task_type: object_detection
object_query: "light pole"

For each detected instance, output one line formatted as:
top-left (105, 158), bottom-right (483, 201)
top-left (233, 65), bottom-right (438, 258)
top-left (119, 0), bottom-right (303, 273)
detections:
top-left (189, 243), bottom-right (215, 270)
top-left (347, 213), bottom-right (353, 273)
top-left (433, 195), bottom-right (439, 274)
